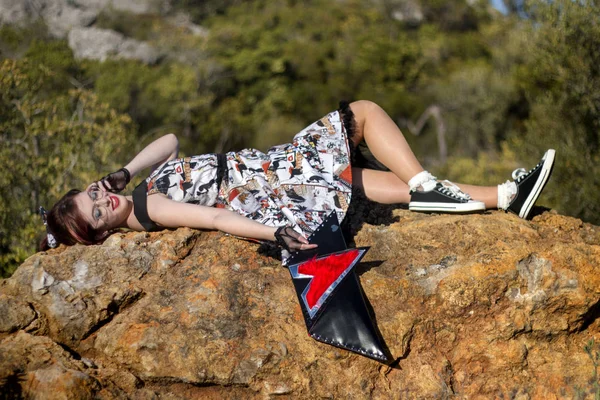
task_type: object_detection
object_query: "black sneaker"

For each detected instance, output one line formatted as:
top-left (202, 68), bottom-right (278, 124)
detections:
top-left (409, 180), bottom-right (486, 213)
top-left (507, 149), bottom-right (555, 219)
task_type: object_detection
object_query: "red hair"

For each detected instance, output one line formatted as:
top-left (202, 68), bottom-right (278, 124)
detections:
top-left (39, 189), bottom-right (104, 251)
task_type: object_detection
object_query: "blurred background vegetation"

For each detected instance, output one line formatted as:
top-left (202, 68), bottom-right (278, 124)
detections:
top-left (1, 0), bottom-right (599, 277)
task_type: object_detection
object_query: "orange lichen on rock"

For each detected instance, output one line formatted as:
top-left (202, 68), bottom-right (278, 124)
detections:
top-left (2, 209), bottom-right (600, 398)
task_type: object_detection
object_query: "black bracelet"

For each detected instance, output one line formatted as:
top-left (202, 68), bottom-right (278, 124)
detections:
top-left (119, 167), bottom-right (131, 184)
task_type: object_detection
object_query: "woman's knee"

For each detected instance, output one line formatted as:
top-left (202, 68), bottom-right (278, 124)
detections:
top-left (349, 100), bottom-right (383, 121)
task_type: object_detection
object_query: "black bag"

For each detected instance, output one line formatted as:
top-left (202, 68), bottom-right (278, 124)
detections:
top-left (287, 212), bottom-right (390, 362)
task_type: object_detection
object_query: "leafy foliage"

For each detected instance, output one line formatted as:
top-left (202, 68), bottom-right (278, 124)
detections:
top-left (433, 143), bottom-right (520, 187)
top-left (95, 10), bottom-right (159, 41)
top-left (202, 0), bottom-right (425, 151)
top-left (0, 59), bottom-right (133, 276)
top-left (507, 0), bottom-right (600, 222)
top-left (171, 0), bottom-right (247, 23)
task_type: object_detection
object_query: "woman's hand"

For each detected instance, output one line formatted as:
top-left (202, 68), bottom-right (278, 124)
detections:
top-left (98, 168), bottom-right (131, 193)
top-left (274, 226), bottom-right (317, 252)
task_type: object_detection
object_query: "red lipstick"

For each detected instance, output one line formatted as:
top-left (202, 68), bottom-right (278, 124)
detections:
top-left (110, 195), bottom-right (119, 210)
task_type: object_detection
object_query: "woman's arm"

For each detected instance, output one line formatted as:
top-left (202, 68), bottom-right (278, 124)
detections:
top-left (98, 134), bottom-right (179, 192)
top-left (145, 195), bottom-right (316, 249)
top-left (124, 133), bottom-right (179, 178)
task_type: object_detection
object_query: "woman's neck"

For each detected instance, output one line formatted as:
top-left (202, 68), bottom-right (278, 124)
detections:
top-left (123, 195), bottom-right (144, 231)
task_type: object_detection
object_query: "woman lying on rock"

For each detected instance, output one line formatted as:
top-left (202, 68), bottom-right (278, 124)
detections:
top-left (40, 100), bottom-right (555, 260)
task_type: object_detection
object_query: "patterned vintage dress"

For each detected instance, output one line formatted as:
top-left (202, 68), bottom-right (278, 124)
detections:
top-left (141, 104), bottom-right (355, 258)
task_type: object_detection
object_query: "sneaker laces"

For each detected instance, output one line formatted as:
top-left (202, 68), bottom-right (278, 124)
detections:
top-left (512, 157), bottom-right (543, 183)
top-left (439, 180), bottom-right (472, 201)
top-left (511, 167), bottom-right (528, 182)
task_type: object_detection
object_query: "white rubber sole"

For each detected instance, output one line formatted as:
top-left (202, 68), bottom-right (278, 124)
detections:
top-left (409, 201), bottom-right (486, 213)
top-left (518, 149), bottom-right (555, 219)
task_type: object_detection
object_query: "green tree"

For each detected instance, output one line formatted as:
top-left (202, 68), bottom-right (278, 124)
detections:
top-left (508, 0), bottom-right (600, 223)
top-left (0, 59), bottom-right (134, 277)
top-left (82, 59), bottom-right (214, 153)
top-left (202, 0), bottom-right (425, 152)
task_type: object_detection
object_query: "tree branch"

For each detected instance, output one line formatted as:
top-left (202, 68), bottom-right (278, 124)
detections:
top-left (401, 105), bottom-right (447, 164)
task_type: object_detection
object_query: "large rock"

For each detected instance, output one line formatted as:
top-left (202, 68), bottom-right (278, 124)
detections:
top-left (389, 0), bottom-right (424, 25)
top-left (0, 0), bottom-right (171, 38)
top-left (0, 0), bottom-right (32, 26)
top-left (0, 331), bottom-right (126, 399)
top-left (38, 0), bottom-right (98, 38)
top-left (68, 26), bottom-right (160, 63)
top-left (0, 0), bottom-right (99, 37)
top-left (0, 0), bottom-right (191, 63)
top-left (108, 0), bottom-right (170, 15)
top-left (1, 209), bottom-right (600, 398)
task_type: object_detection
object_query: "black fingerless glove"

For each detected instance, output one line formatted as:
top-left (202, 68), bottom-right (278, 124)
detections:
top-left (274, 226), bottom-right (303, 252)
top-left (99, 167), bottom-right (131, 193)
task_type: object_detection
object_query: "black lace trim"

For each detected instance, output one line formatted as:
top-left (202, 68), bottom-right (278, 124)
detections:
top-left (216, 153), bottom-right (227, 192)
top-left (338, 101), bottom-right (358, 165)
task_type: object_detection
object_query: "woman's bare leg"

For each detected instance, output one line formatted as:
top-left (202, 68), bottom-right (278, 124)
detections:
top-left (454, 184), bottom-right (498, 209)
top-left (349, 100), bottom-right (424, 183)
top-left (353, 168), bottom-right (411, 204)
top-left (354, 168), bottom-right (498, 208)
top-left (348, 100), bottom-right (499, 208)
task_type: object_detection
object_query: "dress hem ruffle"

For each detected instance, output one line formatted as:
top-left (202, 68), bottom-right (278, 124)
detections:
top-left (338, 101), bottom-right (357, 165)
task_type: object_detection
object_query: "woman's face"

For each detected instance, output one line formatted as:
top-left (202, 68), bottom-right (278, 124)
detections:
top-left (74, 183), bottom-right (131, 232)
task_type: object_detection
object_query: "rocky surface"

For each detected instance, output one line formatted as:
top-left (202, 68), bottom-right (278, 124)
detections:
top-left (0, 0), bottom-right (170, 34)
top-left (389, 0), bottom-right (424, 25)
top-left (1, 208), bottom-right (600, 398)
top-left (68, 27), bottom-right (160, 63)
top-left (0, 0), bottom-right (177, 62)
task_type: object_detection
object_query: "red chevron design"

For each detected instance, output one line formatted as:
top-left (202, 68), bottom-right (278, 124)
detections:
top-left (297, 249), bottom-right (360, 309)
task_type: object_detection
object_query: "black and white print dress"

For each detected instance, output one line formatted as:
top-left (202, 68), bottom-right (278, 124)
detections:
top-left (143, 104), bottom-right (355, 257)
